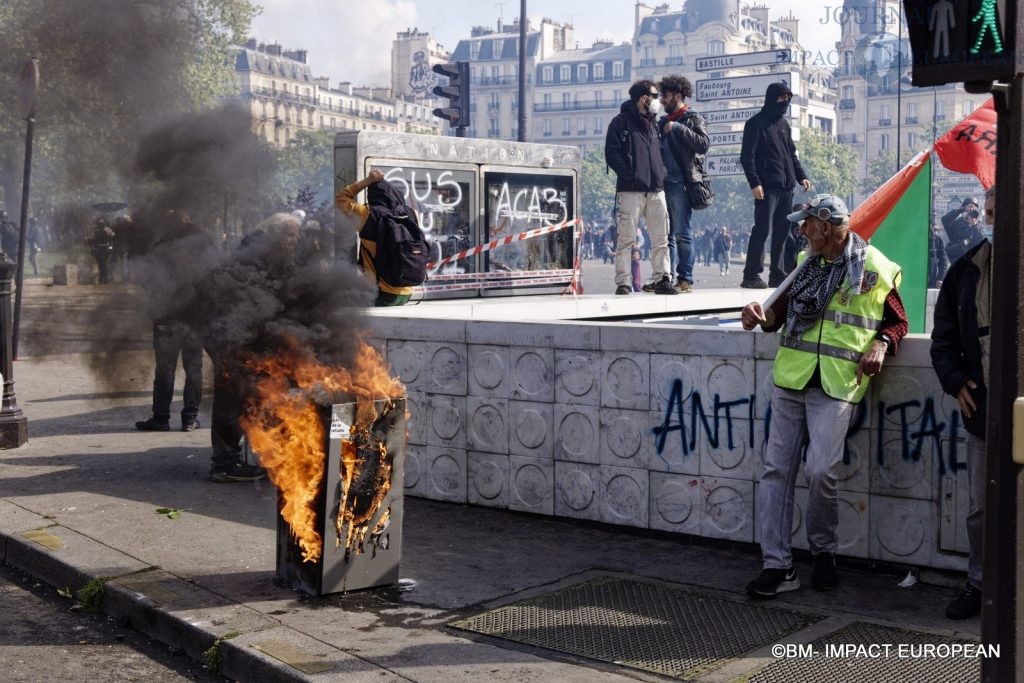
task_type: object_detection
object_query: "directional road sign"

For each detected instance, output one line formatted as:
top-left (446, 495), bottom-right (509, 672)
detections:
top-left (704, 154), bottom-right (745, 178)
top-left (709, 131), bottom-right (744, 147)
top-left (700, 106), bottom-right (762, 125)
top-left (696, 73), bottom-right (794, 103)
top-left (695, 48), bottom-right (794, 72)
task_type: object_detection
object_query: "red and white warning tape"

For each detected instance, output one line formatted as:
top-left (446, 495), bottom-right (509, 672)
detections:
top-left (427, 269), bottom-right (572, 281)
top-left (419, 275), bottom-right (572, 293)
top-left (426, 218), bottom-right (582, 269)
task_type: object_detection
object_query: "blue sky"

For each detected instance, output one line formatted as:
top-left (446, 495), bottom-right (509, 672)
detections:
top-left (251, 1), bottom-right (843, 86)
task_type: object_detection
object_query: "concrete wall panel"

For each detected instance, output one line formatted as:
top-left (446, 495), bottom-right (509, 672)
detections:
top-left (509, 401), bottom-right (554, 458)
top-left (869, 495), bottom-right (933, 566)
top-left (601, 409), bottom-right (651, 470)
top-left (426, 395), bottom-right (466, 450)
top-left (554, 461), bottom-right (601, 521)
top-left (424, 342), bottom-right (468, 395)
top-left (701, 477), bottom-right (753, 542)
top-left (510, 347), bottom-right (554, 403)
top-left (600, 465), bottom-right (649, 527)
top-left (650, 471), bottom-right (702, 535)
top-left (555, 350), bottom-right (601, 406)
top-left (466, 397), bottom-right (508, 455)
top-left (387, 340), bottom-right (426, 390)
top-left (468, 452), bottom-right (509, 509)
top-left (554, 404), bottom-right (600, 464)
top-left (509, 455), bottom-right (554, 515)
top-left (468, 345), bottom-right (510, 398)
top-left (601, 352), bottom-right (649, 410)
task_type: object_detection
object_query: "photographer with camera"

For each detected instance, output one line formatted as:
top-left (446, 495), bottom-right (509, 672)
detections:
top-left (941, 196), bottom-right (984, 264)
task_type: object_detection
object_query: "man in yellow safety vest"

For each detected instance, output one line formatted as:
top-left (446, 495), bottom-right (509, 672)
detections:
top-left (740, 193), bottom-right (908, 599)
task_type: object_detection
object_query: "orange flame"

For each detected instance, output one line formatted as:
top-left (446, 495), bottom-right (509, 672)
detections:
top-left (240, 338), bottom-right (405, 563)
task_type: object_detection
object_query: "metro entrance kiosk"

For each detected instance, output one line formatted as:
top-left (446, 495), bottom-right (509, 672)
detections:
top-left (335, 131), bottom-right (581, 300)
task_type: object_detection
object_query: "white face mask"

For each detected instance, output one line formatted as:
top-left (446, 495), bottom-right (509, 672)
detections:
top-left (981, 227), bottom-right (993, 243)
top-left (646, 98), bottom-right (662, 117)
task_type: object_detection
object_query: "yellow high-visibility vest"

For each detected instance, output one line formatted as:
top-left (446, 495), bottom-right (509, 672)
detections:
top-left (773, 246), bottom-right (901, 403)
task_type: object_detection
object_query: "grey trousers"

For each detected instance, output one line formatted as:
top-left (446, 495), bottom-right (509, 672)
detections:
top-left (966, 433), bottom-right (986, 588)
top-left (758, 385), bottom-right (856, 569)
top-left (614, 191), bottom-right (670, 286)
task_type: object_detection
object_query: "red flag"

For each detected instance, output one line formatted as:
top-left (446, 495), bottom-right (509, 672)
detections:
top-left (934, 99), bottom-right (997, 189)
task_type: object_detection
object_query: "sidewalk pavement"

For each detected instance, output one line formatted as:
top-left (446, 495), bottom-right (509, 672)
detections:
top-left (0, 354), bottom-right (981, 681)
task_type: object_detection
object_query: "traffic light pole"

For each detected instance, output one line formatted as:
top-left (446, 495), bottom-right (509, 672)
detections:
top-left (984, 79), bottom-right (1024, 683)
top-left (983, 3), bottom-right (1024, 678)
top-left (518, 0), bottom-right (527, 142)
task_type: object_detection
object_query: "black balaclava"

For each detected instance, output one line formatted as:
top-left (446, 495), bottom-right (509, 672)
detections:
top-left (763, 82), bottom-right (793, 120)
top-left (367, 179), bottom-right (409, 217)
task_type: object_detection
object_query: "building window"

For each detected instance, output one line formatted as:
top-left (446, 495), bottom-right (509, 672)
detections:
top-left (577, 64), bottom-right (588, 81)
top-left (543, 66), bottom-right (553, 83)
top-left (708, 40), bottom-right (726, 55)
top-left (593, 116), bottom-right (601, 134)
top-left (594, 63), bottom-right (605, 80)
top-left (562, 92), bottom-right (571, 109)
top-left (543, 119), bottom-right (552, 137)
top-left (491, 65), bottom-right (500, 79)
top-left (613, 89), bottom-right (622, 102)
top-left (643, 46), bottom-right (655, 62)
top-left (492, 39), bottom-right (503, 58)
top-left (489, 118), bottom-right (499, 137)
top-left (964, 100), bottom-right (976, 117)
top-left (842, 85), bottom-right (853, 100)
top-left (562, 117), bottom-right (571, 135)
top-left (880, 133), bottom-right (890, 151)
top-left (908, 132), bottom-right (918, 149)
top-left (594, 90), bottom-right (602, 107)
top-left (543, 93), bottom-right (552, 109)
top-left (613, 61), bottom-right (624, 79)
top-left (560, 65), bottom-right (571, 82)
top-left (470, 42), bottom-right (480, 60)
top-left (489, 92), bottom-right (500, 111)
top-left (578, 118), bottom-right (586, 135)
top-left (935, 101), bottom-right (945, 120)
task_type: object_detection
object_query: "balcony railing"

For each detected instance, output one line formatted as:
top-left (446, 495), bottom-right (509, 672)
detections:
top-left (250, 87), bottom-right (317, 107)
top-left (534, 100), bottom-right (616, 113)
top-left (473, 75), bottom-right (532, 87)
top-left (665, 56), bottom-right (684, 66)
top-left (487, 102), bottom-right (501, 111)
top-left (638, 58), bottom-right (657, 67)
top-left (837, 134), bottom-right (858, 144)
top-left (879, 118), bottom-right (892, 126)
top-left (838, 99), bottom-right (856, 110)
top-left (905, 116), bottom-right (918, 125)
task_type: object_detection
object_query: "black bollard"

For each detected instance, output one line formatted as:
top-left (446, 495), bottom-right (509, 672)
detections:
top-left (0, 255), bottom-right (27, 447)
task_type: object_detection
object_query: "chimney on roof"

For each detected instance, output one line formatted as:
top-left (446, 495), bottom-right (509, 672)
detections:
top-left (244, 37), bottom-right (257, 50)
top-left (265, 43), bottom-right (283, 56)
top-left (283, 49), bottom-right (308, 63)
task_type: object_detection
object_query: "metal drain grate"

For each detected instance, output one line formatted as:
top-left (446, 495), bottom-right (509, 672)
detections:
top-left (450, 576), bottom-right (822, 679)
top-left (747, 621), bottom-right (982, 682)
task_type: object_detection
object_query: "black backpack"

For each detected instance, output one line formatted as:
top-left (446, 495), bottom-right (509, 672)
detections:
top-left (371, 209), bottom-right (429, 287)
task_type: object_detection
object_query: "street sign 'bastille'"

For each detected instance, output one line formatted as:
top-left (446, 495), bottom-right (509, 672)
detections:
top-left (695, 48), bottom-right (794, 72)
top-left (696, 73), bottom-right (793, 103)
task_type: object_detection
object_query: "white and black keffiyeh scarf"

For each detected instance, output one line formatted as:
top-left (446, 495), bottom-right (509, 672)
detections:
top-left (786, 232), bottom-right (869, 336)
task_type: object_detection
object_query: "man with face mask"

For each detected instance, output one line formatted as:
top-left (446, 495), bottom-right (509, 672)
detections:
top-left (930, 185), bottom-right (995, 619)
top-left (654, 75), bottom-right (710, 293)
top-left (740, 82), bottom-right (812, 289)
top-left (605, 80), bottom-right (675, 295)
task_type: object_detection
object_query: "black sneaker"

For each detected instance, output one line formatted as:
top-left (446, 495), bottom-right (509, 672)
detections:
top-left (615, 285), bottom-right (632, 295)
top-left (181, 418), bottom-right (201, 432)
top-left (210, 461), bottom-right (266, 483)
top-left (653, 276), bottom-right (678, 295)
top-left (746, 567), bottom-right (800, 600)
top-left (768, 274), bottom-right (785, 287)
top-left (135, 417), bottom-right (170, 432)
top-left (740, 276), bottom-right (769, 289)
top-left (641, 281), bottom-right (657, 293)
top-left (946, 583), bottom-right (982, 620)
top-left (811, 553), bottom-right (838, 591)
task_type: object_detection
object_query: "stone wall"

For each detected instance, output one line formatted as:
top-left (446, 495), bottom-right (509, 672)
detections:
top-left (370, 316), bottom-right (969, 572)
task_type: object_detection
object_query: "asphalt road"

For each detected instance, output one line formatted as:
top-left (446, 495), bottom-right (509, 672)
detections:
top-left (0, 563), bottom-right (224, 682)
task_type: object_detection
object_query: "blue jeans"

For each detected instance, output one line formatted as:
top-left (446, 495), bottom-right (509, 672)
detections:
top-left (665, 183), bottom-right (693, 284)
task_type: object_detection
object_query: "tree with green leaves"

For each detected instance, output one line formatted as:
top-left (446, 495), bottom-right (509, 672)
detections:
top-left (579, 148), bottom-right (616, 226)
top-left (0, 0), bottom-right (259, 219)
top-left (795, 129), bottom-right (858, 201)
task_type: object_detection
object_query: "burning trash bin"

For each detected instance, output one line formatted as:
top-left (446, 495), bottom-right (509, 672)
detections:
top-left (242, 341), bottom-right (406, 596)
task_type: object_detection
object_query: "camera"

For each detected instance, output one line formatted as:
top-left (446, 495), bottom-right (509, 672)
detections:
top-left (965, 209), bottom-right (980, 219)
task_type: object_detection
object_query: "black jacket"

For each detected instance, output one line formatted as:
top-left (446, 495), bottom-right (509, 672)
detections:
top-left (930, 240), bottom-right (989, 438)
top-left (659, 109), bottom-right (711, 183)
top-left (941, 207), bottom-right (984, 262)
top-left (740, 82), bottom-right (807, 190)
top-left (605, 101), bottom-right (666, 193)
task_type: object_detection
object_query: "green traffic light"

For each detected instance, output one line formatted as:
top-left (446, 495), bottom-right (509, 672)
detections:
top-left (971, 0), bottom-right (1005, 55)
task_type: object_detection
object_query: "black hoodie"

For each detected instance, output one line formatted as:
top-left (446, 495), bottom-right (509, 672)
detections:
top-left (739, 82), bottom-right (807, 191)
top-left (604, 100), bottom-right (667, 193)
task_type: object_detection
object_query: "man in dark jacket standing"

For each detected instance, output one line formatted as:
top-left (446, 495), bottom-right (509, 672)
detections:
top-left (605, 80), bottom-right (675, 296)
top-left (930, 186), bottom-right (994, 620)
top-left (740, 82), bottom-right (812, 289)
top-left (657, 75), bottom-right (710, 292)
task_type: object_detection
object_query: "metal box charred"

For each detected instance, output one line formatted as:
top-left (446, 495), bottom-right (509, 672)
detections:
top-left (276, 398), bottom-right (405, 595)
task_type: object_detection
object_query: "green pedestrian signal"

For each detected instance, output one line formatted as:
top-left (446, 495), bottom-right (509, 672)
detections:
top-left (903, 0), bottom-right (1015, 86)
top-left (971, 0), bottom-right (1006, 55)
